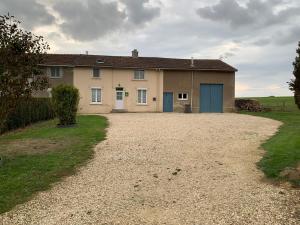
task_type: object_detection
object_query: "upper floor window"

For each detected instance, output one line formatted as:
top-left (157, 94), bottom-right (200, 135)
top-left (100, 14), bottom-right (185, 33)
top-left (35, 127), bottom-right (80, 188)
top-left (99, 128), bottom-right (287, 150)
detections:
top-left (134, 70), bottom-right (145, 80)
top-left (49, 67), bottom-right (63, 78)
top-left (93, 68), bottom-right (100, 78)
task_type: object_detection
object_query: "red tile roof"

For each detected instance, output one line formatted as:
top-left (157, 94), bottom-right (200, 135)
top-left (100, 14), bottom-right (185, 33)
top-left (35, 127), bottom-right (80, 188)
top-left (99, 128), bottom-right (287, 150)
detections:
top-left (42, 54), bottom-right (237, 72)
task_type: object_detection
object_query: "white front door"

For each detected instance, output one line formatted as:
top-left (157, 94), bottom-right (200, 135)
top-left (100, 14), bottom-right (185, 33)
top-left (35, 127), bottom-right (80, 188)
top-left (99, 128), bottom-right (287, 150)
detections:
top-left (115, 90), bottom-right (124, 109)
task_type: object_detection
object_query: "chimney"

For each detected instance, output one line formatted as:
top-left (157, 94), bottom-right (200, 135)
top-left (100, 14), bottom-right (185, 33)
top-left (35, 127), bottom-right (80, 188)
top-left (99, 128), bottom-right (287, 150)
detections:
top-left (132, 49), bottom-right (139, 58)
top-left (191, 57), bottom-right (194, 67)
top-left (85, 51), bottom-right (89, 55)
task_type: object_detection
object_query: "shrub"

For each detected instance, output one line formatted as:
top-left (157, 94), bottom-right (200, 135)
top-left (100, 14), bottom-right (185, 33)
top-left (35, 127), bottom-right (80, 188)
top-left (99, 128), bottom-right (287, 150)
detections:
top-left (1, 98), bottom-right (55, 134)
top-left (52, 85), bottom-right (79, 126)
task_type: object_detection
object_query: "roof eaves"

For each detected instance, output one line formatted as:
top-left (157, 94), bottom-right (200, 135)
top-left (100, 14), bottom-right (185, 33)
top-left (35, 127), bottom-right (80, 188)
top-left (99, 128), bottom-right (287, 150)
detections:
top-left (39, 64), bottom-right (75, 67)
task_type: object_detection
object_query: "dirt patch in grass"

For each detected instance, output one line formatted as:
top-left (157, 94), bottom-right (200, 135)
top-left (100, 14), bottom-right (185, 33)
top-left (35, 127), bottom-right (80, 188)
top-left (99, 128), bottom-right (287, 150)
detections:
top-left (0, 138), bottom-right (75, 156)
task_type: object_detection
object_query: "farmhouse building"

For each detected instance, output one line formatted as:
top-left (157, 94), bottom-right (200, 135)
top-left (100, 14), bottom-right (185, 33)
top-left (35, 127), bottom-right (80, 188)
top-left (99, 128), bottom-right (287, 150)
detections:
top-left (39, 50), bottom-right (237, 113)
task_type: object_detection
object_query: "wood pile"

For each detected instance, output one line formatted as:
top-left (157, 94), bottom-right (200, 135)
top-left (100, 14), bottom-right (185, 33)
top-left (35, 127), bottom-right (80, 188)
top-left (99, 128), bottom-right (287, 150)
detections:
top-left (235, 99), bottom-right (265, 112)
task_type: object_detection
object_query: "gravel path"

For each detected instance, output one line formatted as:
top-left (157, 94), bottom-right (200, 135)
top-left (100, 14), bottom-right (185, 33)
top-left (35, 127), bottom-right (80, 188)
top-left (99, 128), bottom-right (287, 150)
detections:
top-left (1, 113), bottom-right (299, 225)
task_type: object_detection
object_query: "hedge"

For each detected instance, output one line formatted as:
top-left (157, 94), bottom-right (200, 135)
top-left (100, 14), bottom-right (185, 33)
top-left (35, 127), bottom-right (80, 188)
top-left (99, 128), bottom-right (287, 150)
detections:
top-left (1, 98), bottom-right (55, 134)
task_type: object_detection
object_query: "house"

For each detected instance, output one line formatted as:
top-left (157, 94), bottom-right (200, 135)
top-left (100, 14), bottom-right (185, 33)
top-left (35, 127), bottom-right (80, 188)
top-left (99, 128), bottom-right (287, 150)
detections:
top-left (38, 50), bottom-right (237, 113)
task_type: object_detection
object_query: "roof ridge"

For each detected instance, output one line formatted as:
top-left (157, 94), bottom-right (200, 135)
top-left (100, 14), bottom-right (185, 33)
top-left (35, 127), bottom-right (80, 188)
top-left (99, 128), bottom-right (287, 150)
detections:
top-left (46, 53), bottom-right (221, 61)
top-left (44, 53), bottom-right (237, 72)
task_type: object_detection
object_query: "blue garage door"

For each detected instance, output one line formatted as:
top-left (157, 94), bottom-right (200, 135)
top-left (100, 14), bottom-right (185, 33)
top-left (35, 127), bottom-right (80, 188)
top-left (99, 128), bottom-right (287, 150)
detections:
top-left (163, 92), bottom-right (173, 112)
top-left (200, 84), bottom-right (223, 113)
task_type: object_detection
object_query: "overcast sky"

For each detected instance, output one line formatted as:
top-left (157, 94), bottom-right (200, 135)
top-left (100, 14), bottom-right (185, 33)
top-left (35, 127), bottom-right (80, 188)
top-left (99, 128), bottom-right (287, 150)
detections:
top-left (1, 0), bottom-right (299, 97)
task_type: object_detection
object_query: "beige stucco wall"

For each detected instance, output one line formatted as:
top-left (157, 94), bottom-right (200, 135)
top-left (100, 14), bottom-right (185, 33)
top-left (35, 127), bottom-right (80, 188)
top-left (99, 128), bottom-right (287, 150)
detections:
top-left (163, 70), bottom-right (235, 112)
top-left (34, 66), bottom-right (235, 113)
top-left (73, 67), bottom-right (163, 114)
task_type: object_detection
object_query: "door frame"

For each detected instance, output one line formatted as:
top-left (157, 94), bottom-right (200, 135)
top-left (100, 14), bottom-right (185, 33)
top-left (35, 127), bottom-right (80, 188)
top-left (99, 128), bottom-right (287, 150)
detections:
top-left (115, 88), bottom-right (125, 109)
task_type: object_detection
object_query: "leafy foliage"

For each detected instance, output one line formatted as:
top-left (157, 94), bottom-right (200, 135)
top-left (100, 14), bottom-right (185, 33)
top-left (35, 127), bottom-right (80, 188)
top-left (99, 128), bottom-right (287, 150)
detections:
top-left (52, 85), bottom-right (79, 126)
top-left (288, 41), bottom-right (300, 109)
top-left (0, 98), bottom-right (55, 134)
top-left (0, 14), bottom-right (49, 130)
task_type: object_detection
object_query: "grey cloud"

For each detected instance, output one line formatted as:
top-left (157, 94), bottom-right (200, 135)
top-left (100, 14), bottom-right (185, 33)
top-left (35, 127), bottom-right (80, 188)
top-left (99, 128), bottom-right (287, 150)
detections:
top-left (196, 0), bottom-right (300, 29)
top-left (0, 0), bottom-right (55, 29)
top-left (121, 0), bottom-right (160, 25)
top-left (53, 0), bottom-right (160, 41)
top-left (252, 38), bottom-right (271, 46)
top-left (53, 0), bottom-right (126, 41)
top-left (275, 26), bottom-right (300, 45)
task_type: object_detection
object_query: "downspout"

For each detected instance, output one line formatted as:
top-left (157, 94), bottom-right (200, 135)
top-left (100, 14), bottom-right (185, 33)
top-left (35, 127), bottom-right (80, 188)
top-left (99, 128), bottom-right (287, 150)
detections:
top-left (112, 68), bottom-right (114, 111)
top-left (156, 68), bottom-right (160, 112)
top-left (191, 70), bottom-right (194, 112)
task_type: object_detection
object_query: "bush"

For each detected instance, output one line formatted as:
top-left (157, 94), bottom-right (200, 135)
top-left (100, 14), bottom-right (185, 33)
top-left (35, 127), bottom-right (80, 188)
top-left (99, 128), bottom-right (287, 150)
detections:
top-left (52, 85), bottom-right (79, 126)
top-left (1, 98), bottom-right (55, 134)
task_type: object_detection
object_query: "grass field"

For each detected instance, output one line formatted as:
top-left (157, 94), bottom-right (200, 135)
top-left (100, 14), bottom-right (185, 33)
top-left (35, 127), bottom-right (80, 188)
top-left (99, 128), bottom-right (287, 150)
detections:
top-left (242, 96), bottom-right (298, 112)
top-left (0, 115), bottom-right (107, 214)
top-left (239, 96), bottom-right (300, 186)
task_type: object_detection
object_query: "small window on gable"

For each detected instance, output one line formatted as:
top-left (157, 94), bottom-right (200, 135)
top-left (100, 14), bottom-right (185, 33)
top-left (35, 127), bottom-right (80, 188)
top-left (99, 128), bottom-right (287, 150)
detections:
top-left (178, 92), bottom-right (188, 100)
top-left (93, 68), bottom-right (100, 78)
top-left (50, 67), bottom-right (62, 78)
top-left (134, 70), bottom-right (145, 80)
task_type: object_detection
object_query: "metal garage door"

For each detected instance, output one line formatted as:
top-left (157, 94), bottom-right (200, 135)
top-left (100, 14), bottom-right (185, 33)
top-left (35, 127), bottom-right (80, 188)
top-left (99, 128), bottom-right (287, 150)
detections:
top-left (200, 84), bottom-right (223, 113)
top-left (163, 92), bottom-right (173, 112)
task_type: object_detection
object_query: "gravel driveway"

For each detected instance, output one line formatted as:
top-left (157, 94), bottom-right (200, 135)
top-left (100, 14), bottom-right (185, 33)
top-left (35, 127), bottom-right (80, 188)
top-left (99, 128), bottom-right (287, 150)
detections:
top-left (1, 113), bottom-right (299, 225)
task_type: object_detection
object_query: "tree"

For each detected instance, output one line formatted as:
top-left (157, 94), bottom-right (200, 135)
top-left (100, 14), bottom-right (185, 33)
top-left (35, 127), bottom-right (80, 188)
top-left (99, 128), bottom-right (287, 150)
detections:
top-left (0, 14), bottom-right (49, 130)
top-left (52, 85), bottom-right (79, 126)
top-left (289, 41), bottom-right (300, 109)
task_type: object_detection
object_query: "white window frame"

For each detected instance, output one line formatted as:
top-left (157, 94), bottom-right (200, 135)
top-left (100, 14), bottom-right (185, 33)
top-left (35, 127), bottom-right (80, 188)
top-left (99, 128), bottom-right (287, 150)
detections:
top-left (178, 92), bottom-right (188, 100)
top-left (47, 88), bottom-right (52, 98)
top-left (92, 68), bottom-right (101, 78)
top-left (49, 67), bottom-right (63, 78)
top-left (137, 88), bottom-right (147, 105)
top-left (91, 87), bottom-right (102, 104)
top-left (134, 70), bottom-right (145, 80)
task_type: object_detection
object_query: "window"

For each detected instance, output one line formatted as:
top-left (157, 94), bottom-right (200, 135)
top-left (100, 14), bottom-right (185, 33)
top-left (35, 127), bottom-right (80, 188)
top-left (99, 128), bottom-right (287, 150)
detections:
top-left (134, 70), bottom-right (145, 80)
top-left (96, 59), bottom-right (104, 64)
top-left (47, 88), bottom-right (52, 98)
top-left (93, 68), bottom-right (100, 78)
top-left (50, 67), bottom-right (62, 78)
top-left (178, 92), bottom-right (188, 100)
top-left (137, 89), bottom-right (147, 104)
top-left (91, 88), bottom-right (102, 103)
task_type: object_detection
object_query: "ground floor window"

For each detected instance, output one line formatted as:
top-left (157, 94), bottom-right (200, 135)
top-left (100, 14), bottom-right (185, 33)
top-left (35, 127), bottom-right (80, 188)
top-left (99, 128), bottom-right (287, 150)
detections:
top-left (137, 89), bottom-right (147, 104)
top-left (178, 92), bottom-right (188, 100)
top-left (91, 88), bottom-right (102, 103)
top-left (47, 88), bottom-right (52, 98)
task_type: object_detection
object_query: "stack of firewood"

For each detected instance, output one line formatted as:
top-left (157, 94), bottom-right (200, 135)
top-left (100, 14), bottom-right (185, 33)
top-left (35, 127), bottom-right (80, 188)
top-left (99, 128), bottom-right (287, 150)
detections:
top-left (235, 99), bottom-right (265, 112)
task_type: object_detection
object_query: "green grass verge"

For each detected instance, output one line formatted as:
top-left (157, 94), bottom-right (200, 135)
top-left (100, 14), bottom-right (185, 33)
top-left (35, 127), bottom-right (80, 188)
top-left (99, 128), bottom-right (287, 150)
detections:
top-left (240, 96), bottom-right (300, 186)
top-left (0, 115), bottom-right (107, 214)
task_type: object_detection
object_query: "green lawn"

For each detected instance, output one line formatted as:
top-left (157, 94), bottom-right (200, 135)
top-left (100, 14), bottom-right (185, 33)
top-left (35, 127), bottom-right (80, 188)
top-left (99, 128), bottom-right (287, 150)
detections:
top-left (239, 96), bottom-right (300, 186)
top-left (0, 115), bottom-right (107, 214)
top-left (242, 96), bottom-right (298, 112)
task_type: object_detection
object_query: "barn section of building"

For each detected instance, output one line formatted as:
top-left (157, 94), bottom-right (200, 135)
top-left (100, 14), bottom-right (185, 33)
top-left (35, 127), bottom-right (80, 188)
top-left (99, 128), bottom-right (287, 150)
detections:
top-left (163, 68), bottom-right (236, 113)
